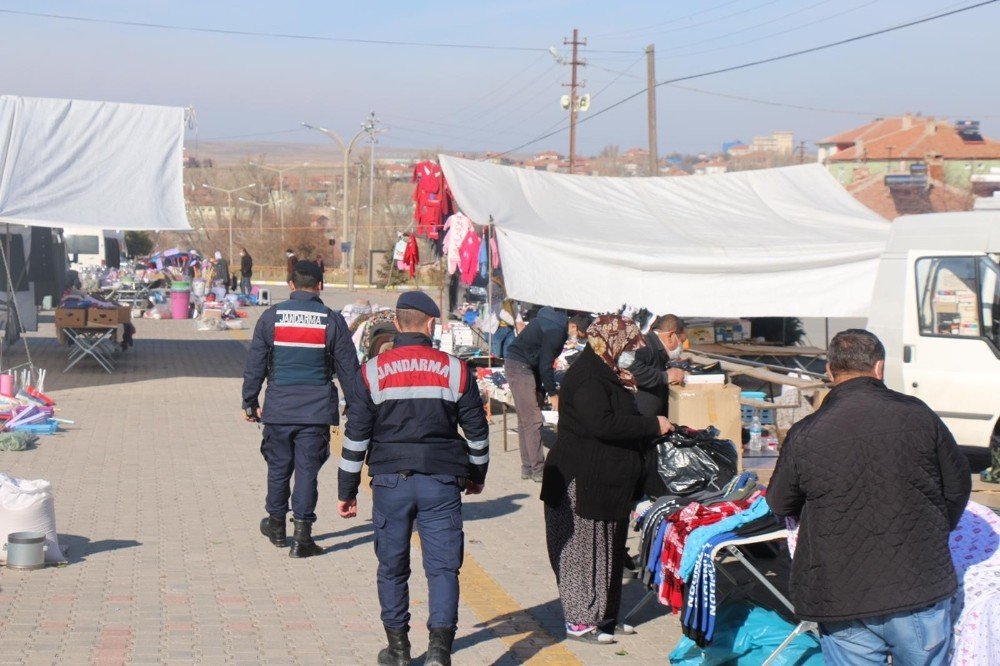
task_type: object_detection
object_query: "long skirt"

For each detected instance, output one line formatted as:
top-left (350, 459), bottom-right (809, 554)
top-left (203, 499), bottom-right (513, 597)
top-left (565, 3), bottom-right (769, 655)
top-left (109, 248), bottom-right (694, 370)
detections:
top-left (544, 479), bottom-right (628, 628)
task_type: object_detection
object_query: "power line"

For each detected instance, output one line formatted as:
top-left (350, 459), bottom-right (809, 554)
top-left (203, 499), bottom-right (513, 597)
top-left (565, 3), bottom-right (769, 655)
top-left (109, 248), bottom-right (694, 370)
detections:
top-left (490, 0), bottom-right (999, 158)
top-left (662, 0), bottom-right (882, 58)
top-left (659, 0), bottom-right (844, 54)
top-left (0, 8), bottom-right (639, 54)
top-left (591, 0), bottom-right (780, 41)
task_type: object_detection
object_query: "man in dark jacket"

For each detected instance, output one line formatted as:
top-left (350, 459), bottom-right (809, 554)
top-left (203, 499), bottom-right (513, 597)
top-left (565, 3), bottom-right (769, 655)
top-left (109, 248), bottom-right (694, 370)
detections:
top-left (631, 314), bottom-right (687, 417)
top-left (239, 248), bottom-right (253, 295)
top-left (767, 329), bottom-right (970, 665)
top-left (338, 290), bottom-right (489, 666)
top-left (505, 306), bottom-right (569, 481)
top-left (242, 260), bottom-right (360, 558)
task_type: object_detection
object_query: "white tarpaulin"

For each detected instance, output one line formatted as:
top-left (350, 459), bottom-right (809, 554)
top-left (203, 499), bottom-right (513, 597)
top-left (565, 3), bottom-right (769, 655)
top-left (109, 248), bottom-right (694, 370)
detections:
top-left (0, 95), bottom-right (190, 231)
top-left (440, 157), bottom-right (890, 317)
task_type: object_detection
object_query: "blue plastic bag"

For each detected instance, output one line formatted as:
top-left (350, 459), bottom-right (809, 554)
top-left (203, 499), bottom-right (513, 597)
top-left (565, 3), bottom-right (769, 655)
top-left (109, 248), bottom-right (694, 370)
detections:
top-left (669, 603), bottom-right (823, 665)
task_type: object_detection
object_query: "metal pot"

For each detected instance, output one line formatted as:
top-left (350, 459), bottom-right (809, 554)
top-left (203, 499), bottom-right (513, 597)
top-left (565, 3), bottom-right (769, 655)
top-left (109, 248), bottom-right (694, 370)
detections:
top-left (4, 531), bottom-right (47, 570)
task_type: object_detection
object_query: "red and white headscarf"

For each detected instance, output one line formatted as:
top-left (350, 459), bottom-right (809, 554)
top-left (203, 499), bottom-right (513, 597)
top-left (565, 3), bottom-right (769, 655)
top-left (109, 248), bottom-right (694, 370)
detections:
top-left (586, 315), bottom-right (644, 390)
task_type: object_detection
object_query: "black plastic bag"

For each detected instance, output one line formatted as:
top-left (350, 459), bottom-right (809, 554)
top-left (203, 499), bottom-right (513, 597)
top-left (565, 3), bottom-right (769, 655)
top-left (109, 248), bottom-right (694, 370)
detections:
top-left (644, 425), bottom-right (738, 498)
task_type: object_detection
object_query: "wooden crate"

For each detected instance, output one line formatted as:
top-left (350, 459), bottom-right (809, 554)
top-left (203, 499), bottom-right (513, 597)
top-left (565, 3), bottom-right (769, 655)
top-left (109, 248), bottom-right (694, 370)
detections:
top-left (88, 308), bottom-right (118, 326)
top-left (55, 308), bottom-right (86, 327)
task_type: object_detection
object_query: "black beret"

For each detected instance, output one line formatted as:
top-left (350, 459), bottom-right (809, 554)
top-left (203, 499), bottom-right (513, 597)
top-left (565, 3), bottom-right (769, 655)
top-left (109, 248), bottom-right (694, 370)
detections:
top-left (396, 290), bottom-right (441, 317)
top-left (293, 260), bottom-right (323, 281)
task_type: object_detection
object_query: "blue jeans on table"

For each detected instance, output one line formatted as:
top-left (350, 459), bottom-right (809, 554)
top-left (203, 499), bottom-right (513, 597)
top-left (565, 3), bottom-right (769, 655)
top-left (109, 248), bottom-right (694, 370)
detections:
top-left (819, 597), bottom-right (952, 666)
top-left (372, 473), bottom-right (464, 631)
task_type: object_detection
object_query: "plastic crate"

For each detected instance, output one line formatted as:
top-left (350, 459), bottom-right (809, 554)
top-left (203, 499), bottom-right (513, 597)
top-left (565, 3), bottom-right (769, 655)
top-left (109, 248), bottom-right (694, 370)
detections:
top-left (740, 391), bottom-right (775, 425)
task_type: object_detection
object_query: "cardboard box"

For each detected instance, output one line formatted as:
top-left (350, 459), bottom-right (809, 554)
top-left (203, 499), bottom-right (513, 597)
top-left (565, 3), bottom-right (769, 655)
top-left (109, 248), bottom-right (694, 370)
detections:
top-left (687, 324), bottom-right (715, 345)
top-left (55, 307), bottom-right (86, 327)
top-left (117, 305), bottom-right (131, 323)
top-left (669, 382), bottom-right (743, 468)
top-left (88, 307), bottom-right (118, 326)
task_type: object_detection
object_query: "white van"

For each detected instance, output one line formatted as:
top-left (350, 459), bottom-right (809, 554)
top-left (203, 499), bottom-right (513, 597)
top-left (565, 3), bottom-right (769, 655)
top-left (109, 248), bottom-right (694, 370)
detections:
top-left (867, 211), bottom-right (1000, 452)
top-left (63, 227), bottom-right (125, 270)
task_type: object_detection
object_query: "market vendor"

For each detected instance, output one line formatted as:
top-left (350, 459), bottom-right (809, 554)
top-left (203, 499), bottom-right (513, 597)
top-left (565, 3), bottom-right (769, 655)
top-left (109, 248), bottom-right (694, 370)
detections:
top-left (630, 314), bottom-right (687, 417)
top-left (505, 306), bottom-right (569, 482)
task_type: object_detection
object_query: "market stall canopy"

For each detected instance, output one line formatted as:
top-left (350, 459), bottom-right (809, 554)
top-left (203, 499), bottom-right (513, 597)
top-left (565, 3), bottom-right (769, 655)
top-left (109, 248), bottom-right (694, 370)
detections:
top-left (440, 157), bottom-right (890, 317)
top-left (0, 95), bottom-right (190, 231)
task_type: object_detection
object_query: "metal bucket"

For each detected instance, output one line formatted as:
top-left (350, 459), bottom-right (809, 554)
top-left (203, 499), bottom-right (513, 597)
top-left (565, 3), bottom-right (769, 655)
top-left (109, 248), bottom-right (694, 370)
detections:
top-left (4, 531), bottom-right (47, 570)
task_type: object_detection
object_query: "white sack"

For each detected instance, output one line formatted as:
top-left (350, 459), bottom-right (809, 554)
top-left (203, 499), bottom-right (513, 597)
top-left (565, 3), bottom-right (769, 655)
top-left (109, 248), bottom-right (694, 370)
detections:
top-left (440, 157), bottom-right (890, 318)
top-left (0, 472), bottom-right (67, 563)
top-left (0, 95), bottom-right (191, 231)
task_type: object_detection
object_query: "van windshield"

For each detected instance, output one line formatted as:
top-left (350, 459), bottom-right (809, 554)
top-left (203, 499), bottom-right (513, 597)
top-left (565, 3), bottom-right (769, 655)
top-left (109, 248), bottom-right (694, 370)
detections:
top-left (66, 235), bottom-right (99, 255)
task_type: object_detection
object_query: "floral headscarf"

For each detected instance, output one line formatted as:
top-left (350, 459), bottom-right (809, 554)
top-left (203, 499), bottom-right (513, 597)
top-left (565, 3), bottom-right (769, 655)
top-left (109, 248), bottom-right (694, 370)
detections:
top-left (587, 314), bottom-right (644, 390)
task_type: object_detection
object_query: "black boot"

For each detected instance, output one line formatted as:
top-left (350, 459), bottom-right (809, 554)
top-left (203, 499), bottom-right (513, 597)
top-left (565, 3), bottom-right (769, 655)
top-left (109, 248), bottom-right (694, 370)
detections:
top-left (288, 519), bottom-right (323, 558)
top-left (377, 626), bottom-right (411, 665)
top-left (424, 628), bottom-right (455, 666)
top-left (259, 515), bottom-right (287, 547)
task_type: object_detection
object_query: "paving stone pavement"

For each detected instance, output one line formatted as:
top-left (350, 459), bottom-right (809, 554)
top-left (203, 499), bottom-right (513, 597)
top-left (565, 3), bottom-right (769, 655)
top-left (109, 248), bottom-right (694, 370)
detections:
top-left (0, 285), bottom-right (995, 665)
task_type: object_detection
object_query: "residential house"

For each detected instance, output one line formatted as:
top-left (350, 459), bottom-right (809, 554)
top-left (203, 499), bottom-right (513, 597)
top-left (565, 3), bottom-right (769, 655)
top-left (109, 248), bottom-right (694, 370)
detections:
top-left (818, 114), bottom-right (1000, 217)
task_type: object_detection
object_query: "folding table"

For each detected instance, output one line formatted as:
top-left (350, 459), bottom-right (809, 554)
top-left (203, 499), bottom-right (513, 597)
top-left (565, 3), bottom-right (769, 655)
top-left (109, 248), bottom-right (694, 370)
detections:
top-left (625, 528), bottom-right (817, 666)
top-left (61, 325), bottom-right (118, 373)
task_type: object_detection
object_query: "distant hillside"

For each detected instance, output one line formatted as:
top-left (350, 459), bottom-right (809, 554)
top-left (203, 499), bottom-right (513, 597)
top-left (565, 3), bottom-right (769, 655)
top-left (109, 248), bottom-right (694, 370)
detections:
top-left (183, 140), bottom-right (426, 166)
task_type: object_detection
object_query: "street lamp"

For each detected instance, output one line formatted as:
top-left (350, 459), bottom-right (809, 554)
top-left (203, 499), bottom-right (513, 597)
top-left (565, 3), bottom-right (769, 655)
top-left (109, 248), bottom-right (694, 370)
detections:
top-left (202, 183), bottom-right (256, 264)
top-left (238, 197), bottom-right (272, 233)
top-left (250, 162), bottom-right (308, 245)
top-left (301, 121), bottom-right (369, 276)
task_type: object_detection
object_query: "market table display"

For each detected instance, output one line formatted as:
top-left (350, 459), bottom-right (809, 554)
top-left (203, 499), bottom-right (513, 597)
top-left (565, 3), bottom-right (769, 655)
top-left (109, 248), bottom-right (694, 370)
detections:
top-left (55, 304), bottom-right (131, 373)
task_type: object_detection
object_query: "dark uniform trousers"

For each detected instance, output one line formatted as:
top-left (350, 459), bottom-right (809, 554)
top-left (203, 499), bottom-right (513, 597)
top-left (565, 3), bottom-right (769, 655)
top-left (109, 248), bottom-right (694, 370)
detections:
top-left (260, 424), bottom-right (331, 522)
top-left (372, 473), bottom-right (464, 631)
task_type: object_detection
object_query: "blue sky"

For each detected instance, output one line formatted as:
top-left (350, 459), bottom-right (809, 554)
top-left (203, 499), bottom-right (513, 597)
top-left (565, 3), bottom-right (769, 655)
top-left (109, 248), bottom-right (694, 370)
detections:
top-left (0, 1), bottom-right (997, 155)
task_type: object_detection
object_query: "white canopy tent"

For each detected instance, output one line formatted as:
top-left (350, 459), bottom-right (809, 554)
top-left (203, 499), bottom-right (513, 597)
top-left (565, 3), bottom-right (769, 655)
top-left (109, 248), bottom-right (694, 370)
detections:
top-left (440, 157), bottom-right (890, 318)
top-left (0, 95), bottom-right (191, 231)
top-left (0, 96), bottom-right (191, 348)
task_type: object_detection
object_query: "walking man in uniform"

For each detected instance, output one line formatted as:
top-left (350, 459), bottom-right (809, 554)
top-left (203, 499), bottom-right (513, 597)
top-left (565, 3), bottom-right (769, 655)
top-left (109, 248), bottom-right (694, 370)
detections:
top-left (242, 260), bottom-right (360, 558)
top-left (338, 291), bottom-right (489, 666)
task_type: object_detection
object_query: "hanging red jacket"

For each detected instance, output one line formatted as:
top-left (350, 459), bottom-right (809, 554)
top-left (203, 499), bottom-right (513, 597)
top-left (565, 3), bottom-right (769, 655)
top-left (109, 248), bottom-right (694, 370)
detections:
top-left (402, 234), bottom-right (419, 278)
top-left (411, 160), bottom-right (454, 239)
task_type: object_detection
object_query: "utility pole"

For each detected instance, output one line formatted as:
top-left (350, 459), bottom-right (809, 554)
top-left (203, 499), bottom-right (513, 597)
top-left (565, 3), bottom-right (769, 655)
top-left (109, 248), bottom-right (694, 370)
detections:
top-left (646, 44), bottom-right (659, 177)
top-left (363, 112), bottom-right (385, 279)
top-left (798, 140), bottom-right (806, 164)
top-left (562, 29), bottom-right (587, 174)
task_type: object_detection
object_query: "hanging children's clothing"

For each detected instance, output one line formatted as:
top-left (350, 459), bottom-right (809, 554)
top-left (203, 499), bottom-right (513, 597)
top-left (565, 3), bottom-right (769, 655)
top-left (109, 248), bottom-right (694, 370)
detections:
top-left (402, 234), bottom-right (419, 278)
top-left (411, 160), bottom-right (454, 239)
top-left (458, 229), bottom-right (482, 285)
top-left (442, 213), bottom-right (473, 275)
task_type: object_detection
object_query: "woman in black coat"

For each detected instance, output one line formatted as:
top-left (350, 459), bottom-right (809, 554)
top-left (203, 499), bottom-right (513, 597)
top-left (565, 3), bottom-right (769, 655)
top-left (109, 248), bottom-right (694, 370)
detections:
top-left (540, 315), bottom-right (671, 644)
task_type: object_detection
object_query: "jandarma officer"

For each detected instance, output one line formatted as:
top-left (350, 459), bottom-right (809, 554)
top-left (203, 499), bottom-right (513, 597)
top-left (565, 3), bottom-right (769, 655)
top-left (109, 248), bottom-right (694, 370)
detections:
top-left (338, 291), bottom-right (489, 666)
top-left (242, 260), bottom-right (360, 557)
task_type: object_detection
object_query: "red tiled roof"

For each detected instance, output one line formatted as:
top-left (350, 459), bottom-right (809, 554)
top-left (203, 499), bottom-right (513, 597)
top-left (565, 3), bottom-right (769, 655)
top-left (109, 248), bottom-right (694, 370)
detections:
top-left (824, 116), bottom-right (1000, 161)
top-left (846, 171), bottom-right (974, 218)
top-left (820, 118), bottom-right (902, 146)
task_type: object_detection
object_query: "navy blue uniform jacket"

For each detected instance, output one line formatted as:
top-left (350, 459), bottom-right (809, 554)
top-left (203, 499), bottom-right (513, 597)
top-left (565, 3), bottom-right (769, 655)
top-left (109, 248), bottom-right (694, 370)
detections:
top-left (338, 332), bottom-right (490, 500)
top-left (242, 291), bottom-right (361, 425)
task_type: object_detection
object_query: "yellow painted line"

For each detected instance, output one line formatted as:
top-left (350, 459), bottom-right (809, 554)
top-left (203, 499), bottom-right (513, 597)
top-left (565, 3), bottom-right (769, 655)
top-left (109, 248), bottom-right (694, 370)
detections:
top-left (333, 434), bottom-right (580, 665)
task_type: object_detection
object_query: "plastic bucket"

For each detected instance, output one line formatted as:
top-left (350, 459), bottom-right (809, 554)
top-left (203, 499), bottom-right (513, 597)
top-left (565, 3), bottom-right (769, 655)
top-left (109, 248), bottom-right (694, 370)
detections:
top-left (169, 290), bottom-right (191, 320)
top-left (4, 531), bottom-right (47, 570)
top-left (170, 281), bottom-right (191, 291)
top-left (0, 374), bottom-right (12, 397)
